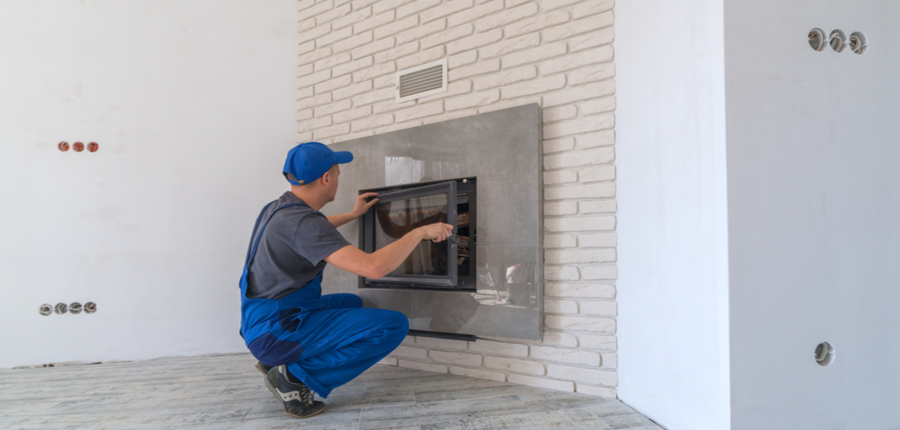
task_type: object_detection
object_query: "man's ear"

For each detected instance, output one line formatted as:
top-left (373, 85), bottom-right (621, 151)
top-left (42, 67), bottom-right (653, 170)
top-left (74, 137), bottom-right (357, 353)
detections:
top-left (320, 166), bottom-right (337, 186)
top-left (319, 169), bottom-right (333, 186)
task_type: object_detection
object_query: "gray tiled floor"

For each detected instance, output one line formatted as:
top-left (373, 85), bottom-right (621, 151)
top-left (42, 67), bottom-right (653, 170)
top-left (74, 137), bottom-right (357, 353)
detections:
top-left (0, 353), bottom-right (663, 430)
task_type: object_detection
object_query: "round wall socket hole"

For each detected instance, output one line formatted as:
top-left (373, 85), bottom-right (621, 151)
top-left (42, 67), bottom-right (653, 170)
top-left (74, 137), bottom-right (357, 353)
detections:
top-left (39, 304), bottom-right (53, 316)
top-left (54, 302), bottom-right (68, 315)
top-left (84, 302), bottom-right (97, 314)
top-left (815, 342), bottom-right (835, 366)
top-left (69, 302), bottom-right (83, 315)
top-left (849, 31), bottom-right (868, 55)
top-left (830, 29), bottom-right (847, 53)
top-left (808, 28), bottom-right (827, 51)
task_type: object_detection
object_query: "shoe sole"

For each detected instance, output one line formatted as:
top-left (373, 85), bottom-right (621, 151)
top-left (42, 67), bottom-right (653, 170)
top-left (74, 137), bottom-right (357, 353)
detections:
top-left (255, 362), bottom-right (270, 376)
top-left (263, 372), bottom-right (326, 419)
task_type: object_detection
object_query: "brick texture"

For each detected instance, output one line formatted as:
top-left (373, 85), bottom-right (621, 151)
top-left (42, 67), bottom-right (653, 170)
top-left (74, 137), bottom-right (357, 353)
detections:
top-left (296, 0), bottom-right (617, 398)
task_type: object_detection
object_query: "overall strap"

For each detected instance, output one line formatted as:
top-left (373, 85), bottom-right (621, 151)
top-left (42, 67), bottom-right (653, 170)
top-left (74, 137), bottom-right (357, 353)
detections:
top-left (244, 201), bottom-right (277, 265)
top-left (246, 203), bottom-right (307, 267)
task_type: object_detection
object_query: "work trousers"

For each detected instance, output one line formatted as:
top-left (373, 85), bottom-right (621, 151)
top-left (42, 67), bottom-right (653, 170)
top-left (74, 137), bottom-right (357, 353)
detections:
top-left (254, 293), bottom-right (408, 398)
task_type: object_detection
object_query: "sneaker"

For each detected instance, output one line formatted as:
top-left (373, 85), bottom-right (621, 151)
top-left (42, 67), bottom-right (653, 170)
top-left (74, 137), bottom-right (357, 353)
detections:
top-left (264, 365), bottom-right (326, 419)
top-left (255, 361), bottom-right (273, 376)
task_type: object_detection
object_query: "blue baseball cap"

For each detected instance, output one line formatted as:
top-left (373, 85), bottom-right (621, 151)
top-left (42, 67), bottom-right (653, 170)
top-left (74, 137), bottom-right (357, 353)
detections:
top-left (283, 142), bottom-right (354, 185)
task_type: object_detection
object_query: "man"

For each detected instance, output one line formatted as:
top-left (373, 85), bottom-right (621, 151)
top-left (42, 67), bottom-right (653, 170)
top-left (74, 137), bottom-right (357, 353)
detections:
top-left (238, 142), bottom-right (453, 419)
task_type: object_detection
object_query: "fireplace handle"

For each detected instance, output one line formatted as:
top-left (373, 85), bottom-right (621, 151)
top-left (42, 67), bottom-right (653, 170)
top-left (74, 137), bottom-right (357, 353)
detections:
top-left (449, 228), bottom-right (459, 244)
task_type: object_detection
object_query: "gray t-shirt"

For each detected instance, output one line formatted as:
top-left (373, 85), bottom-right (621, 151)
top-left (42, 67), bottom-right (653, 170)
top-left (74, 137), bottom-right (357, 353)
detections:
top-left (246, 192), bottom-right (350, 299)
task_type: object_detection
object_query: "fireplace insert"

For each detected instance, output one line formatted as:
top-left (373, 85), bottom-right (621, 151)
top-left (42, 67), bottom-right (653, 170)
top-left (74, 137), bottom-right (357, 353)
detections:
top-left (359, 177), bottom-right (476, 291)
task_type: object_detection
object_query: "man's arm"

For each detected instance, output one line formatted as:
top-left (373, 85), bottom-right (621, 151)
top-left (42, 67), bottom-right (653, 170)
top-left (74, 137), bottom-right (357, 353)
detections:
top-left (324, 223), bottom-right (453, 279)
top-left (326, 213), bottom-right (359, 228)
top-left (327, 192), bottom-right (378, 228)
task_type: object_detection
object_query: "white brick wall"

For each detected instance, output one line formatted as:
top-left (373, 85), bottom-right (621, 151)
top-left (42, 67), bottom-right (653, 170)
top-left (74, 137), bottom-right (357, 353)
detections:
top-left (297, 0), bottom-right (617, 398)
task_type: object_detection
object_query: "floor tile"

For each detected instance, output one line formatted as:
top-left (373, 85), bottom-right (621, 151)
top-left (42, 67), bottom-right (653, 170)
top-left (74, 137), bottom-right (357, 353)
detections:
top-left (0, 353), bottom-right (662, 430)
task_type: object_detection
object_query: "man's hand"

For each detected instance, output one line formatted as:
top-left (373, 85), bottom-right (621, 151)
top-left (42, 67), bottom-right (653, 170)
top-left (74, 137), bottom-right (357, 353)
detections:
top-left (417, 223), bottom-right (454, 243)
top-left (328, 193), bottom-right (379, 227)
top-left (351, 192), bottom-right (379, 218)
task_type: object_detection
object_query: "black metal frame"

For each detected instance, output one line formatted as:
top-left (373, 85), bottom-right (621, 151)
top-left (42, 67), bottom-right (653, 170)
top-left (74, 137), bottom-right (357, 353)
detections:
top-left (359, 177), bottom-right (477, 291)
top-left (454, 180), bottom-right (477, 291)
top-left (408, 329), bottom-right (477, 342)
top-left (361, 181), bottom-right (458, 288)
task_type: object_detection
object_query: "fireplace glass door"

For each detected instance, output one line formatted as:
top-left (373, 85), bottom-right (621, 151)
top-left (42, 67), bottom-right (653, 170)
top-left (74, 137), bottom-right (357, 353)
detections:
top-left (361, 180), bottom-right (476, 289)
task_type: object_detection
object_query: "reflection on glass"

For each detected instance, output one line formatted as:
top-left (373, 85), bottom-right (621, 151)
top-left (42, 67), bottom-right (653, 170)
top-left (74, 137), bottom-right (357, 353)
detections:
top-left (374, 193), bottom-right (448, 276)
top-left (384, 156), bottom-right (425, 185)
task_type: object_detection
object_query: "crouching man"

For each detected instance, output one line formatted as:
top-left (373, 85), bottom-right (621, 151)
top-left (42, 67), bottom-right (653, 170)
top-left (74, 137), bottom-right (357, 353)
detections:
top-left (238, 142), bottom-right (453, 418)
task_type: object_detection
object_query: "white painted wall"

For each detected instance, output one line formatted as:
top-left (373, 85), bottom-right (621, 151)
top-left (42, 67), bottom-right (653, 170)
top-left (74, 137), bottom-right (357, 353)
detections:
top-left (0, 0), bottom-right (296, 368)
top-left (615, 0), bottom-right (732, 429)
top-left (725, 1), bottom-right (900, 428)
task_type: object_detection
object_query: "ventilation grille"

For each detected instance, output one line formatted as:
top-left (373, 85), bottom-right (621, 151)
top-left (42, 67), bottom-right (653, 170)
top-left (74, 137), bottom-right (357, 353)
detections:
top-left (396, 59), bottom-right (448, 103)
top-left (399, 65), bottom-right (442, 97)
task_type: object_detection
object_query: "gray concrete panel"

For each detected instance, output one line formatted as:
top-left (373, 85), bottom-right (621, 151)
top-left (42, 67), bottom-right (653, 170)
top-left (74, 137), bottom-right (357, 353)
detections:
top-left (321, 104), bottom-right (543, 340)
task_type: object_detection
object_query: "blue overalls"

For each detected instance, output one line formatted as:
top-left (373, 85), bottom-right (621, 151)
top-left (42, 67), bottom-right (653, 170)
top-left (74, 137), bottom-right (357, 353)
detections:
top-left (240, 201), bottom-right (409, 398)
